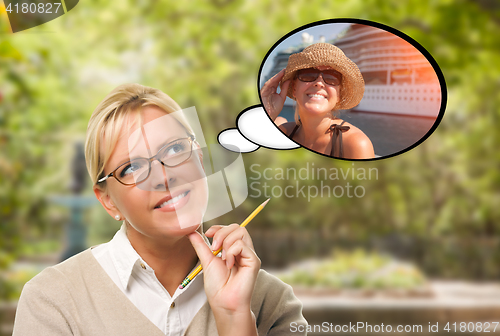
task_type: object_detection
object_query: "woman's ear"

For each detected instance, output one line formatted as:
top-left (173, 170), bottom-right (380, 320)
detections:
top-left (93, 185), bottom-right (122, 219)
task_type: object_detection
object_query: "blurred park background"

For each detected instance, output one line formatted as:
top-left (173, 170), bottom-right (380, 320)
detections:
top-left (1, 0), bottom-right (500, 334)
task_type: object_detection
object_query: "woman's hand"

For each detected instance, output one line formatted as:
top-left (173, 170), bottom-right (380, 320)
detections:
top-left (260, 69), bottom-right (291, 121)
top-left (188, 224), bottom-right (260, 336)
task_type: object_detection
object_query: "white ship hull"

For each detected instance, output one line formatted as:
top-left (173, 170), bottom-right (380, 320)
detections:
top-left (354, 84), bottom-right (441, 117)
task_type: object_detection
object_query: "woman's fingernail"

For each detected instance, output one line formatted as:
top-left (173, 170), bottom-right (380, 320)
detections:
top-left (222, 250), bottom-right (226, 260)
top-left (211, 240), bottom-right (218, 250)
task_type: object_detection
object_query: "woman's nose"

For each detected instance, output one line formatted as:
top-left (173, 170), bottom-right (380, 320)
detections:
top-left (313, 74), bottom-right (326, 86)
top-left (146, 160), bottom-right (176, 191)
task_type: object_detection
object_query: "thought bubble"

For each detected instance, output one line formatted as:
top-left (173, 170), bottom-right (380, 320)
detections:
top-left (218, 19), bottom-right (447, 161)
top-left (217, 129), bottom-right (259, 153)
top-left (218, 105), bottom-right (299, 153)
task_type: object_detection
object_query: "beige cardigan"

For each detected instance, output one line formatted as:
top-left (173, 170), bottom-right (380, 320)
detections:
top-left (13, 249), bottom-right (307, 335)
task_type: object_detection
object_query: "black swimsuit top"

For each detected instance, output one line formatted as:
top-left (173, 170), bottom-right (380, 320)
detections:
top-left (288, 121), bottom-right (350, 158)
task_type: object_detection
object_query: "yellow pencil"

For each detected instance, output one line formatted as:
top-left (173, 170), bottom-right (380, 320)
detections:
top-left (179, 198), bottom-right (270, 289)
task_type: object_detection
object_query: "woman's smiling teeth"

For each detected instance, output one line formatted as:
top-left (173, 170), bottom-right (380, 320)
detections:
top-left (156, 191), bottom-right (189, 209)
top-left (307, 93), bottom-right (326, 99)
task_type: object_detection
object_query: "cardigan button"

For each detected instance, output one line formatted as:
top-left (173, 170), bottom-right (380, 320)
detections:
top-left (140, 263), bottom-right (146, 270)
top-left (170, 302), bottom-right (175, 308)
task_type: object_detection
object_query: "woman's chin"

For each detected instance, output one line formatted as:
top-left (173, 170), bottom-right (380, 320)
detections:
top-left (180, 223), bottom-right (201, 235)
top-left (302, 103), bottom-right (332, 116)
top-left (157, 223), bottom-right (200, 238)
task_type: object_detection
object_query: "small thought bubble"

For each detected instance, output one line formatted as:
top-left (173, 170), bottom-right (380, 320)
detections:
top-left (218, 105), bottom-right (299, 153)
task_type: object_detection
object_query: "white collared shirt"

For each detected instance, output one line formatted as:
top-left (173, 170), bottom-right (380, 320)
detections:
top-left (91, 224), bottom-right (207, 336)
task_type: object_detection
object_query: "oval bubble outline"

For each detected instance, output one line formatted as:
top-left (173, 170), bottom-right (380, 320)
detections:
top-left (257, 18), bottom-right (447, 161)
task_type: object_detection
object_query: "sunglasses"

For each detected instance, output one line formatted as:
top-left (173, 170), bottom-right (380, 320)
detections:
top-left (296, 68), bottom-right (342, 86)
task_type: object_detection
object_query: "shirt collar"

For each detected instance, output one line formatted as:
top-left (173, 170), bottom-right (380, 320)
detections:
top-left (108, 223), bottom-right (146, 289)
top-left (107, 223), bottom-right (211, 290)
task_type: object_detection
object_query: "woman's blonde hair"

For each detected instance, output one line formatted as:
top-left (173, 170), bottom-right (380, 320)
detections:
top-left (85, 83), bottom-right (194, 187)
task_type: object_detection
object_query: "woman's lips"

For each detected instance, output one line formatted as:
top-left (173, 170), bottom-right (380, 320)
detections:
top-left (154, 190), bottom-right (191, 212)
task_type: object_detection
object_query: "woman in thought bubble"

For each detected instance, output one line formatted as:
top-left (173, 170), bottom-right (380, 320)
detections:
top-left (261, 43), bottom-right (375, 159)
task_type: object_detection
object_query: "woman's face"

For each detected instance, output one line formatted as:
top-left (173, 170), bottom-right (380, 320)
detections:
top-left (293, 65), bottom-right (340, 118)
top-left (95, 106), bottom-right (208, 239)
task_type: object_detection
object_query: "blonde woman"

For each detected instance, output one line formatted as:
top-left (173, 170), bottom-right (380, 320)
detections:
top-left (13, 84), bottom-right (306, 335)
top-left (261, 43), bottom-right (375, 159)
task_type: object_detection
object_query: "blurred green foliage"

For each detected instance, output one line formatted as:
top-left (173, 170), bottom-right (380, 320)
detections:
top-left (0, 268), bottom-right (38, 301)
top-left (0, 0), bottom-right (499, 295)
top-left (279, 248), bottom-right (427, 290)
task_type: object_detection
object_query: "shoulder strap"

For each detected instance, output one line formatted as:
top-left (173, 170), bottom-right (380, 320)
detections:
top-left (329, 121), bottom-right (350, 158)
top-left (288, 124), bottom-right (300, 139)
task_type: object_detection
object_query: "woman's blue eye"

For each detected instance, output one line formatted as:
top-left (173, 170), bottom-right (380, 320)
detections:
top-left (120, 161), bottom-right (146, 177)
top-left (166, 142), bottom-right (186, 156)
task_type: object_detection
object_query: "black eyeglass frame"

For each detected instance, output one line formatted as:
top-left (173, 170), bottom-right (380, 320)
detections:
top-left (97, 135), bottom-right (196, 186)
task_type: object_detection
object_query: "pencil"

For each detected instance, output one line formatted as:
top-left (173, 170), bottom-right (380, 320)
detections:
top-left (179, 198), bottom-right (271, 289)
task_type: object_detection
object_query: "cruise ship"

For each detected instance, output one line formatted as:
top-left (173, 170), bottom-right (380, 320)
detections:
top-left (264, 24), bottom-right (441, 117)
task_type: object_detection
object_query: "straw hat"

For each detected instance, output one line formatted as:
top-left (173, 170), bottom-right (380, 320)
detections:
top-left (281, 43), bottom-right (365, 110)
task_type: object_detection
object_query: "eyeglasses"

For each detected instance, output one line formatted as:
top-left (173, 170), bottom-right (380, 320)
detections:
top-left (296, 68), bottom-right (342, 86)
top-left (97, 135), bottom-right (195, 186)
